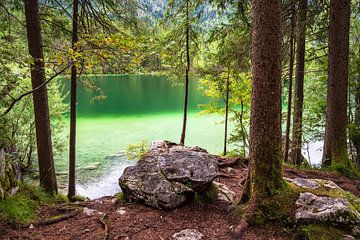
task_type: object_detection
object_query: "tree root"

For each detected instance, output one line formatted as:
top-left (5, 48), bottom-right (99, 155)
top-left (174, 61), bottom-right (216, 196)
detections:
top-left (218, 157), bottom-right (241, 168)
top-left (32, 207), bottom-right (79, 227)
top-left (98, 213), bottom-right (109, 240)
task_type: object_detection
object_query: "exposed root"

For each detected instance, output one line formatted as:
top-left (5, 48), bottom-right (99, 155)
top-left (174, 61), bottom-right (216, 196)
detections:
top-left (218, 157), bottom-right (241, 168)
top-left (33, 207), bottom-right (79, 227)
top-left (98, 213), bottom-right (109, 240)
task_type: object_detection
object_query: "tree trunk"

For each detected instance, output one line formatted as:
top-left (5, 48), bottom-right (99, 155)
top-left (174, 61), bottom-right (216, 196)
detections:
top-left (223, 71), bottom-right (230, 155)
top-left (24, 0), bottom-right (57, 193)
top-left (180, 0), bottom-right (190, 145)
top-left (68, 0), bottom-right (79, 200)
top-left (291, 0), bottom-right (307, 166)
top-left (284, 11), bottom-right (296, 163)
top-left (322, 0), bottom-right (350, 167)
top-left (243, 0), bottom-right (283, 209)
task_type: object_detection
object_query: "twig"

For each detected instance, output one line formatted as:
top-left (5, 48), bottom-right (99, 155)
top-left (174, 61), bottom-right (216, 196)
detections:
top-left (98, 213), bottom-right (109, 240)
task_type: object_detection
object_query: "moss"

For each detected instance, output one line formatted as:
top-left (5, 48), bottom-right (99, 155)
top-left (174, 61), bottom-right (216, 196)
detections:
top-left (191, 183), bottom-right (218, 206)
top-left (298, 224), bottom-right (346, 240)
top-left (0, 184), bottom-right (66, 225)
top-left (115, 192), bottom-right (126, 204)
top-left (69, 195), bottom-right (86, 202)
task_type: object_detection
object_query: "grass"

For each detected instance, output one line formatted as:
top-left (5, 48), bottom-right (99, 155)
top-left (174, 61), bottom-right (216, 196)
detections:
top-left (0, 184), bottom-right (66, 225)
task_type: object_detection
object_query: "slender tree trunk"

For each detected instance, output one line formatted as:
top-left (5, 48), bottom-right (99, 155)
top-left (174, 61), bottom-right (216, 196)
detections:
top-left (223, 71), bottom-right (230, 155)
top-left (24, 0), bottom-right (57, 193)
top-left (242, 0), bottom-right (283, 209)
top-left (291, 0), bottom-right (307, 166)
top-left (68, 0), bottom-right (79, 200)
top-left (284, 11), bottom-right (296, 163)
top-left (354, 83), bottom-right (360, 166)
top-left (180, 0), bottom-right (190, 145)
top-left (323, 0), bottom-right (350, 167)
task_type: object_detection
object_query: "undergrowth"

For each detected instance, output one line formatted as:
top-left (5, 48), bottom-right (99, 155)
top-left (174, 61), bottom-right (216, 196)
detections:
top-left (0, 184), bottom-right (66, 225)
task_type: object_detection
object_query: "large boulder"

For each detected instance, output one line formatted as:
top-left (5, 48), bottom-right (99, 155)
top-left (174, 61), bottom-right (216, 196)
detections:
top-left (119, 141), bottom-right (219, 209)
top-left (295, 192), bottom-right (360, 224)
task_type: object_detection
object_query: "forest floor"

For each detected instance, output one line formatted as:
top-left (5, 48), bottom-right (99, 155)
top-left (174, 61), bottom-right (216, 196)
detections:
top-left (1, 163), bottom-right (360, 240)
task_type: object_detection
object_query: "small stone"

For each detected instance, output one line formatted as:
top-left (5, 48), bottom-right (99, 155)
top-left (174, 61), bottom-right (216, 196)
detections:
top-left (323, 180), bottom-right (341, 189)
top-left (116, 207), bottom-right (126, 215)
top-left (95, 199), bottom-right (103, 204)
top-left (83, 207), bottom-right (96, 216)
top-left (342, 235), bottom-right (355, 240)
top-left (29, 224), bottom-right (34, 229)
top-left (172, 229), bottom-right (204, 240)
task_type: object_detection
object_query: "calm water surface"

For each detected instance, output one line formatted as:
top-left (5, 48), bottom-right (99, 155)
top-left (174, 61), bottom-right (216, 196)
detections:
top-left (57, 75), bottom-right (234, 198)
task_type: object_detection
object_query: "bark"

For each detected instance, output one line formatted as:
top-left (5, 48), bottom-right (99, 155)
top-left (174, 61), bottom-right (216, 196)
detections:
top-left (244, 0), bottom-right (283, 206)
top-left (323, 0), bottom-right (350, 167)
top-left (223, 71), bottom-right (230, 155)
top-left (180, 0), bottom-right (190, 145)
top-left (24, 0), bottom-right (57, 193)
top-left (291, 0), bottom-right (307, 166)
top-left (68, 0), bottom-right (79, 200)
top-left (284, 11), bottom-right (296, 163)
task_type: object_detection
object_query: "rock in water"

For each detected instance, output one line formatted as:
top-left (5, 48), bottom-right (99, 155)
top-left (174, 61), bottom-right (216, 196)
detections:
top-left (119, 141), bottom-right (219, 209)
top-left (295, 192), bottom-right (360, 224)
top-left (172, 229), bottom-right (204, 240)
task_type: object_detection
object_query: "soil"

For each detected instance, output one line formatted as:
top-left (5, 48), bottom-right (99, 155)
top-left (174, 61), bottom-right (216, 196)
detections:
top-left (1, 163), bottom-right (359, 240)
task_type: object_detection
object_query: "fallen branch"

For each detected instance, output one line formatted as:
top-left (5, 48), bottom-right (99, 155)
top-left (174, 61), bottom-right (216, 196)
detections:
top-left (98, 213), bottom-right (109, 240)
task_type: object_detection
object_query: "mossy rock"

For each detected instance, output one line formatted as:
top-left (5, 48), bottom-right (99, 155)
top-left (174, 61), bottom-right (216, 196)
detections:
top-left (0, 149), bottom-right (21, 200)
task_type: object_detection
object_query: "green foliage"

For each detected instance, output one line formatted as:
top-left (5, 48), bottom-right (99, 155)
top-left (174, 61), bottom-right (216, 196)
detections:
top-left (298, 224), bottom-right (345, 240)
top-left (0, 184), bottom-right (66, 225)
top-left (115, 192), bottom-right (126, 204)
top-left (126, 140), bottom-right (150, 160)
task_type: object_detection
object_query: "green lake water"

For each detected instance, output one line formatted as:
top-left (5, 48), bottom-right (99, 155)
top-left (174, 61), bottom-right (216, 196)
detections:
top-left (57, 75), bottom-right (234, 198)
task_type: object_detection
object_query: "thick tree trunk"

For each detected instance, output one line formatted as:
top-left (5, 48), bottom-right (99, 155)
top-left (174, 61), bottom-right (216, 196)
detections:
top-left (322, 0), bottom-right (350, 167)
top-left (180, 0), bottom-right (190, 145)
top-left (284, 11), bottom-right (296, 163)
top-left (223, 71), bottom-right (230, 155)
top-left (24, 0), bottom-right (57, 193)
top-left (68, 0), bottom-right (79, 200)
top-left (244, 0), bottom-right (283, 207)
top-left (291, 0), bottom-right (307, 166)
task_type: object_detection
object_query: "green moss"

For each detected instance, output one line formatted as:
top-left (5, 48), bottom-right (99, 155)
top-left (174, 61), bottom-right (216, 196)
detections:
top-left (298, 224), bottom-right (346, 240)
top-left (191, 183), bottom-right (218, 206)
top-left (115, 192), bottom-right (126, 204)
top-left (0, 184), bottom-right (66, 225)
top-left (69, 195), bottom-right (86, 202)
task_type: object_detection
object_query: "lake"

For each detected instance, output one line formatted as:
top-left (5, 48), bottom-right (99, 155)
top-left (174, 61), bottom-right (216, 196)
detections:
top-left (57, 74), bottom-right (234, 198)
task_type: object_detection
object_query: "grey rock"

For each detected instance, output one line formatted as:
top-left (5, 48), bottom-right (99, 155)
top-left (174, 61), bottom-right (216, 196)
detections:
top-left (295, 192), bottom-right (360, 224)
top-left (284, 177), bottom-right (320, 189)
top-left (119, 141), bottom-right (219, 209)
top-left (352, 226), bottom-right (360, 238)
top-left (213, 181), bottom-right (236, 203)
top-left (172, 229), bottom-right (204, 240)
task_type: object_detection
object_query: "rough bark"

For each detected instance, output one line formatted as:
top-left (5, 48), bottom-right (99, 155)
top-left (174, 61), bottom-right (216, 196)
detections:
top-left (24, 0), bottom-right (57, 193)
top-left (244, 0), bottom-right (283, 207)
top-left (180, 0), bottom-right (190, 145)
top-left (284, 11), bottom-right (296, 163)
top-left (68, 0), bottom-right (79, 200)
top-left (291, 0), bottom-right (307, 166)
top-left (223, 71), bottom-right (230, 155)
top-left (322, 0), bottom-right (350, 167)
